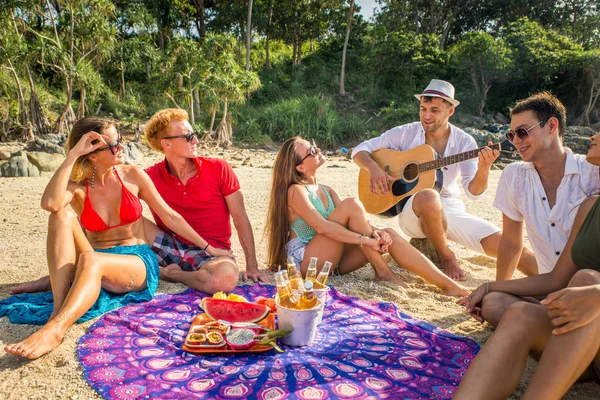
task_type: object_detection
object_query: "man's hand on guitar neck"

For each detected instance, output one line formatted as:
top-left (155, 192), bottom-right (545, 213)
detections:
top-left (477, 141), bottom-right (500, 172)
top-left (367, 164), bottom-right (396, 196)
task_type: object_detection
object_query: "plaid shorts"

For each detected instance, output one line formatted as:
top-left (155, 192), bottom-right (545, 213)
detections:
top-left (151, 228), bottom-right (215, 271)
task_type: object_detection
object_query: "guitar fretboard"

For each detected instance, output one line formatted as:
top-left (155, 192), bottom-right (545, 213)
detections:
top-left (418, 143), bottom-right (500, 173)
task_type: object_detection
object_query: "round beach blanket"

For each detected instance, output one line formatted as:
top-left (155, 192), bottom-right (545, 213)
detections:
top-left (78, 284), bottom-right (479, 399)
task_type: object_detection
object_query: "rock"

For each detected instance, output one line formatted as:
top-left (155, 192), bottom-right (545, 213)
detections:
top-left (24, 137), bottom-right (66, 155)
top-left (463, 127), bottom-right (502, 147)
top-left (409, 238), bottom-right (440, 265)
top-left (0, 151), bottom-right (41, 177)
top-left (39, 133), bottom-right (67, 146)
top-left (563, 136), bottom-right (590, 155)
top-left (493, 112), bottom-right (510, 124)
top-left (483, 123), bottom-right (502, 133)
top-left (565, 126), bottom-right (596, 137)
top-left (122, 142), bottom-right (143, 163)
top-left (26, 151), bottom-right (65, 172)
top-left (0, 151), bottom-right (10, 161)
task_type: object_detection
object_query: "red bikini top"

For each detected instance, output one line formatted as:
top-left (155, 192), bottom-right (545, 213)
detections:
top-left (80, 167), bottom-right (143, 232)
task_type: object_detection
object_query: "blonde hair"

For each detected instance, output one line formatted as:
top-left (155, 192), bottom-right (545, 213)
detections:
top-left (144, 108), bottom-right (189, 152)
top-left (265, 137), bottom-right (308, 269)
top-left (66, 117), bottom-right (114, 183)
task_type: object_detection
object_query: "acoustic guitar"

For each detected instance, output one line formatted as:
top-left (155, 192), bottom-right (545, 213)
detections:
top-left (357, 141), bottom-right (515, 217)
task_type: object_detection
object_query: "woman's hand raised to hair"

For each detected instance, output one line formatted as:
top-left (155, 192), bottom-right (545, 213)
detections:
top-left (68, 131), bottom-right (109, 159)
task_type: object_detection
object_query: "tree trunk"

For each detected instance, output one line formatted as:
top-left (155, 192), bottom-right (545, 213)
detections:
top-left (120, 59), bottom-right (126, 98)
top-left (478, 83), bottom-right (490, 118)
top-left (265, 0), bottom-right (273, 69)
top-left (7, 60), bottom-right (28, 126)
top-left (54, 78), bottom-right (77, 135)
top-left (189, 89), bottom-right (195, 126)
top-left (192, 0), bottom-right (206, 39)
top-left (246, 0), bottom-right (253, 71)
top-left (209, 108), bottom-right (217, 132)
top-left (216, 98), bottom-right (231, 146)
top-left (146, 61), bottom-right (151, 82)
top-left (193, 88), bottom-right (200, 120)
top-left (26, 64), bottom-right (51, 137)
top-left (339, 0), bottom-right (355, 97)
top-left (77, 86), bottom-right (86, 120)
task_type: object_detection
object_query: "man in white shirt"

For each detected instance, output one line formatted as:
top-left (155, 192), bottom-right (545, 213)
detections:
top-left (477, 91), bottom-right (600, 326)
top-left (353, 79), bottom-right (537, 281)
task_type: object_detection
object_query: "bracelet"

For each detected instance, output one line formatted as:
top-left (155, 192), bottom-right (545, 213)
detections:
top-left (203, 243), bottom-right (210, 251)
top-left (359, 234), bottom-right (366, 247)
top-left (485, 282), bottom-right (490, 295)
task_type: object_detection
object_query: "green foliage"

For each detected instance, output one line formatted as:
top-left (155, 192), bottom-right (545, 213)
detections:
top-left (235, 95), bottom-right (367, 147)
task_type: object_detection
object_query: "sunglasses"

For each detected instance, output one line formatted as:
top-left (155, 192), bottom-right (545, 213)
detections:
top-left (163, 130), bottom-right (200, 143)
top-left (92, 134), bottom-right (123, 156)
top-left (296, 139), bottom-right (318, 166)
top-left (506, 119), bottom-right (548, 142)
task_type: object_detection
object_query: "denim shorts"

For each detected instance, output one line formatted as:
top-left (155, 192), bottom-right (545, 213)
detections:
top-left (286, 237), bottom-right (307, 267)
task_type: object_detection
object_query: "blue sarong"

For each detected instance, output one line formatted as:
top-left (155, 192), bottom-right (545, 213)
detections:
top-left (0, 244), bottom-right (159, 325)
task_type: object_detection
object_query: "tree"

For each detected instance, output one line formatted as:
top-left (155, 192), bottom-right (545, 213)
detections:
top-left (246, 0), bottom-right (253, 71)
top-left (339, 0), bottom-right (354, 96)
top-left (450, 31), bottom-right (512, 117)
top-left (28, 0), bottom-right (116, 134)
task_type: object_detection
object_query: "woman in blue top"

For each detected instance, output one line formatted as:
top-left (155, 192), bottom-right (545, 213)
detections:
top-left (266, 136), bottom-right (468, 295)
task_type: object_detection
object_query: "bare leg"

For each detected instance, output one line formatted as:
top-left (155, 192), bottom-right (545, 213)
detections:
top-left (480, 291), bottom-right (539, 327)
top-left (523, 269), bottom-right (600, 399)
top-left (411, 189), bottom-right (466, 281)
top-left (480, 232), bottom-right (539, 276)
top-left (9, 275), bottom-right (51, 295)
top-left (46, 209), bottom-right (94, 318)
top-left (160, 257), bottom-right (239, 294)
top-left (302, 198), bottom-right (408, 286)
top-left (4, 251), bottom-right (148, 359)
top-left (453, 301), bottom-right (553, 400)
top-left (382, 228), bottom-right (468, 296)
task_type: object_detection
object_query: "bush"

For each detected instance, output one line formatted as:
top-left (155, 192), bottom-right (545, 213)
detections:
top-left (235, 95), bottom-right (367, 147)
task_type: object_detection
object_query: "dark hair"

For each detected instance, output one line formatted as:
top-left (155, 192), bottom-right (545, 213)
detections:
top-left (421, 96), bottom-right (454, 107)
top-left (510, 91), bottom-right (567, 138)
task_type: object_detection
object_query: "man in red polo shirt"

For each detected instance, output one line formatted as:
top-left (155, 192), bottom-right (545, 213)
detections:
top-left (143, 108), bottom-right (269, 293)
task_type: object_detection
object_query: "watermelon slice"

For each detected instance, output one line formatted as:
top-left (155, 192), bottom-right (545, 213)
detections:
top-left (201, 298), bottom-right (270, 323)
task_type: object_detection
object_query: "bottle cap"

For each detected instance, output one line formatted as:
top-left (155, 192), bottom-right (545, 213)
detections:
top-left (304, 280), bottom-right (313, 290)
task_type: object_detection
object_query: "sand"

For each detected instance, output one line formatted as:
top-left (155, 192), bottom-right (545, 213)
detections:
top-left (0, 145), bottom-right (598, 399)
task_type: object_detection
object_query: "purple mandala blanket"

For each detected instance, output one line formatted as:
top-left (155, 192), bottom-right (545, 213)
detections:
top-left (78, 284), bottom-right (479, 399)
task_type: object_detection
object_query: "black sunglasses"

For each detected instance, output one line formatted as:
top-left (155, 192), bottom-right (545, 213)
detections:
top-left (92, 134), bottom-right (123, 156)
top-left (296, 139), bottom-right (318, 166)
top-left (506, 119), bottom-right (547, 142)
top-left (163, 130), bottom-right (200, 143)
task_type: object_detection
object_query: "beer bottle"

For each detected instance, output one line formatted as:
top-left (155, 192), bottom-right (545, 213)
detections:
top-left (274, 271), bottom-right (299, 309)
top-left (314, 261), bottom-right (332, 289)
top-left (305, 257), bottom-right (318, 282)
top-left (299, 280), bottom-right (318, 310)
top-left (286, 256), bottom-right (305, 296)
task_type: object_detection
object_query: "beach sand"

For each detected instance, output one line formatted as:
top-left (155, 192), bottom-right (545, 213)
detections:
top-left (0, 146), bottom-right (598, 399)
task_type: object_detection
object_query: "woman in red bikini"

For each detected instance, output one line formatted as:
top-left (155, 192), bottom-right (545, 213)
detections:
top-left (4, 117), bottom-right (230, 359)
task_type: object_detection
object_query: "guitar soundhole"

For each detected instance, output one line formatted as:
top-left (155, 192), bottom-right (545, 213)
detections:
top-left (403, 163), bottom-right (419, 181)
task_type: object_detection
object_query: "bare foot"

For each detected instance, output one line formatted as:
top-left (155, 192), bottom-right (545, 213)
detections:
top-left (441, 284), bottom-right (470, 297)
top-left (440, 254), bottom-right (467, 281)
top-left (376, 272), bottom-right (409, 288)
top-left (4, 323), bottom-right (65, 359)
top-left (10, 275), bottom-right (51, 295)
top-left (159, 264), bottom-right (181, 282)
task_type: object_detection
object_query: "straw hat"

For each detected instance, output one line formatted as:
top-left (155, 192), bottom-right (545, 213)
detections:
top-left (415, 79), bottom-right (460, 107)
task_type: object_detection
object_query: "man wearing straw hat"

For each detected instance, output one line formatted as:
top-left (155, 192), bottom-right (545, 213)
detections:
top-left (353, 79), bottom-right (537, 281)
